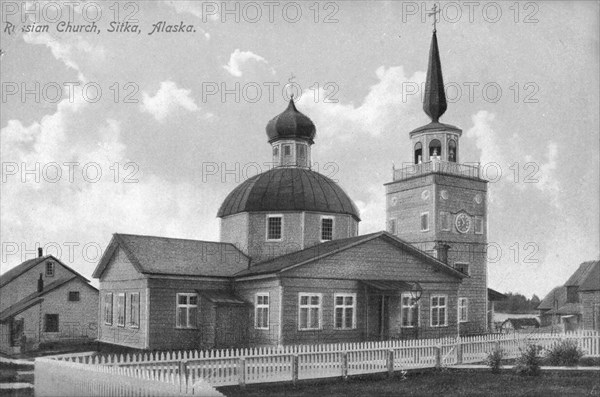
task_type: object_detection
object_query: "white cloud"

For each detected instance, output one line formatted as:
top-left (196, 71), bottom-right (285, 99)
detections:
top-left (140, 81), bottom-right (199, 122)
top-left (223, 49), bottom-right (272, 77)
top-left (164, 0), bottom-right (219, 21)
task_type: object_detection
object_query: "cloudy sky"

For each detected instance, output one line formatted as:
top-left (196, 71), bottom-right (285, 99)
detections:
top-left (1, 1), bottom-right (598, 298)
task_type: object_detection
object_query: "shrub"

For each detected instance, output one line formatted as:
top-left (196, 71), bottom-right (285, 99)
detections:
top-left (514, 344), bottom-right (543, 376)
top-left (545, 339), bottom-right (584, 367)
top-left (486, 345), bottom-right (504, 374)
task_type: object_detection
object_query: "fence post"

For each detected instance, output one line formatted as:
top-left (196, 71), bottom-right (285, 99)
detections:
top-left (456, 341), bottom-right (463, 364)
top-left (434, 346), bottom-right (441, 368)
top-left (387, 350), bottom-right (394, 377)
top-left (238, 358), bottom-right (246, 388)
top-left (178, 360), bottom-right (188, 392)
top-left (292, 354), bottom-right (299, 385)
top-left (341, 352), bottom-right (348, 381)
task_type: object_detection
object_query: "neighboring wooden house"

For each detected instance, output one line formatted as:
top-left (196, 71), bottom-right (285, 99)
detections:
top-left (487, 289), bottom-right (507, 332)
top-left (500, 317), bottom-right (540, 332)
top-left (0, 249), bottom-right (98, 355)
top-left (579, 261), bottom-right (600, 331)
top-left (538, 286), bottom-right (567, 327)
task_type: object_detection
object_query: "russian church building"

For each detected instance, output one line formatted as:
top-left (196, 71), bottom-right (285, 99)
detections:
top-left (93, 31), bottom-right (490, 350)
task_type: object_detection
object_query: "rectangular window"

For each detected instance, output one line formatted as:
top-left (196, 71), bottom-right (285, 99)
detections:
top-left (401, 293), bottom-right (419, 327)
top-left (44, 314), bottom-right (59, 332)
top-left (388, 219), bottom-right (396, 235)
top-left (68, 291), bottom-right (80, 302)
top-left (104, 293), bottom-right (113, 325)
top-left (283, 145), bottom-right (291, 156)
top-left (334, 293), bottom-right (356, 329)
top-left (176, 293), bottom-right (198, 329)
top-left (266, 215), bottom-right (283, 240)
top-left (474, 216), bottom-right (484, 234)
top-left (129, 293), bottom-right (140, 328)
top-left (421, 212), bottom-right (429, 232)
top-left (45, 261), bottom-right (54, 277)
top-left (458, 297), bottom-right (468, 322)
top-left (430, 295), bottom-right (447, 327)
top-left (298, 293), bottom-right (321, 330)
top-left (321, 217), bottom-right (334, 241)
top-left (255, 293), bottom-right (269, 329)
top-left (117, 293), bottom-right (126, 327)
top-left (455, 263), bottom-right (469, 275)
top-left (440, 212), bottom-right (451, 231)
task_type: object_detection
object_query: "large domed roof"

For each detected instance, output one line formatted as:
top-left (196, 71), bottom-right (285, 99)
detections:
top-left (266, 99), bottom-right (316, 143)
top-left (217, 168), bottom-right (360, 220)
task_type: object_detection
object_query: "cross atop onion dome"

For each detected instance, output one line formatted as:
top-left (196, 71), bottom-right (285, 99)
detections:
top-left (266, 97), bottom-right (316, 144)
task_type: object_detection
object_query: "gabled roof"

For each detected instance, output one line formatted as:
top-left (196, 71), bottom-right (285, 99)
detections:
top-left (93, 233), bottom-right (250, 279)
top-left (579, 261), bottom-right (599, 291)
top-left (565, 261), bottom-right (598, 287)
top-left (0, 255), bottom-right (91, 288)
top-left (537, 286), bottom-right (567, 310)
top-left (0, 276), bottom-right (78, 322)
top-left (235, 231), bottom-right (465, 279)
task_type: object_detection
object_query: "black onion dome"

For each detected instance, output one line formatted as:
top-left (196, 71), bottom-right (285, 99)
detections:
top-left (266, 99), bottom-right (316, 143)
top-left (217, 168), bottom-right (360, 221)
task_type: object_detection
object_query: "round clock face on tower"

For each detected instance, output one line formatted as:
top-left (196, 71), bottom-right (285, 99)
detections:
top-left (455, 213), bottom-right (471, 233)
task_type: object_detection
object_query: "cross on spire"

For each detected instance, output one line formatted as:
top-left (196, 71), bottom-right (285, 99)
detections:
top-left (427, 4), bottom-right (441, 32)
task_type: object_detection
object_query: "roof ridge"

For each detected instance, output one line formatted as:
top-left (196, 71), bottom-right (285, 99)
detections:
top-left (115, 233), bottom-right (235, 245)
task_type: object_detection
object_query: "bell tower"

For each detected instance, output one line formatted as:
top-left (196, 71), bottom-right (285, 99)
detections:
top-left (385, 29), bottom-right (489, 335)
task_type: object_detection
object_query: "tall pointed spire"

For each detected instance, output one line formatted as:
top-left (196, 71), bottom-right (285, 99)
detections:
top-left (423, 30), bottom-right (447, 123)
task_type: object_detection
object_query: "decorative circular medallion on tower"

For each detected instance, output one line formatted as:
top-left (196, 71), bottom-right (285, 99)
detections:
top-left (421, 190), bottom-right (430, 201)
top-left (474, 194), bottom-right (482, 204)
top-left (440, 190), bottom-right (448, 200)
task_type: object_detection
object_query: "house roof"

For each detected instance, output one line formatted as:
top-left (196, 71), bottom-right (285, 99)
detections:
top-left (0, 255), bottom-right (91, 288)
top-left (579, 261), bottom-right (599, 291)
top-left (537, 286), bottom-right (567, 310)
top-left (565, 261), bottom-right (598, 287)
top-left (488, 288), bottom-right (507, 301)
top-left (93, 233), bottom-right (250, 279)
top-left (502, 318), bottom-right (539, 329)
top-left (235, 231), bottom-right (465, 279)
top-left (0, 276), bottom-right (77, 322)
top-left (549, 302), bottom-right (582, 316)
top-left (198, 290), bottom-right (247, 306)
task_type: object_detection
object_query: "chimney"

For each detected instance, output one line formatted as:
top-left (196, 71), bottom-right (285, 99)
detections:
top-left (434, 242), bottom-right (450, 264)
top-left (37, 273), bottom-right (44, 292)
top-left (38, 247), bottom-right (43, 257)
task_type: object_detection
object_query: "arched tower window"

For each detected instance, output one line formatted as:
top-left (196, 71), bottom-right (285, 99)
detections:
top-left (414, 142), bottom-right (423, 164)
top-left (448, 139), bottom-right (457, 162)
top-left (429, 139), bottom-right (442, 160)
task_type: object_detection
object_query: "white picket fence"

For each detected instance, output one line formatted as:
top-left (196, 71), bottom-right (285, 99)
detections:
top-left (37, 330), bottom-right (600, 392)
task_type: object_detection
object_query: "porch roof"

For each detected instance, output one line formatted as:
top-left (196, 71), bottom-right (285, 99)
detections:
top-left (198, 290), bottom-right (248, 306)
top-left (361, 280), bottom-right (412, 292)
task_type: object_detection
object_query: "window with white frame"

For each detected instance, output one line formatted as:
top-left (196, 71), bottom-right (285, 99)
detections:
top-left (283, 145), bottom-right (291, 156)
top-left (474, 216), bottom-right (484, 234)
top-left (401, 293), bottom-right (419, 327)
top-left (440, 211), bottom-right (451, 231)
top-left (266, 215), bottom-right (283, 240)
top-left (255, 293), bottom-right (269, 329)
top-left (176, 293), bottom-right (198, 328)
top-left (129, 292), bottom-right (140, 328)
top-left (117, 293), bottom-right (126, 327)
top-left (430, 295), bottom-right (447, 327)
top-left (104, 293), bottom-right (113, 325)
top-left (334, 293), bottom-right (356, 329)
top-left (298, 294), bottom-right (321, 330)
top-left (45, 261), bottom-right (54, 277)
top-left (421, 212), bottom-right (429, 232)
top-left (458, 297), bottom-right (468, 322)
top-left (321, 217), bottom-right (334, 241)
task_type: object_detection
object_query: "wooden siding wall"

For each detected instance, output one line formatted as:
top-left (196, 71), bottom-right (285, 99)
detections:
top-left (234, 279), bottom-right (281, 346)
top-left (581, 291), bottom-right (600, 331)
top-left (219, 213), bottom-right (249, 255)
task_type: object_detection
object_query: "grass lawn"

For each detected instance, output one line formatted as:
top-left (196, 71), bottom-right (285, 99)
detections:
top-left (219, 369), bottom-right (600, 397)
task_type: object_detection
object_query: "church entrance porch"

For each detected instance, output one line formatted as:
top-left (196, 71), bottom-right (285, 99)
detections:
top-left (362, 280), bottom-right (416, 341)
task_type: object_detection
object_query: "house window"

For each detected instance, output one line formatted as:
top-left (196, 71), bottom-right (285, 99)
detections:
top-left (430, 295), bottom-right (447, 327)
top-left (334, 294), bottom-right (356, 329)
top-left (455, 263), bottom-right (469, 275)
top-left (440, 212), bottom-right (451, 231)
top-left (283, 145), bottom-right (291, 156)
top-left (273, 146), bottom-right (279, 157)
top-left (44, 314), bottom-right (59, 332)
top-left (117, 293), bottom-right (126, 327)
top-left (104, 293), bottom-right (113, 325)
top-left (458, 298), bottom-right (468, 322)
top-left (255, 293), bottom-right (269, 329)
top-left (401, 293), bottom-right (419, 327)
top-left (129, 293), bottom-right (140, 328)
top-left (176, 293), bottom-right (198, 328)
top-left (414, 142), bottom-right (423, 164)
top-left (298, 293), bottom-right (321, 330)
top-left (266, 215), bottom-right (283, 241)
top-left (321, 217), bottom-right (334, 241)
top-left (68, 291), bottom-right (80, 302)
top-left (421, 212), bottom-right (429, 232)
top-left (45, 261), bottom-right (54, 277)
top-left (388, 219), bottom-right (396, 235)
top-left (474, 216), bottom-right (484, 234)
top-left (429, 139), bottom-right (442, 159)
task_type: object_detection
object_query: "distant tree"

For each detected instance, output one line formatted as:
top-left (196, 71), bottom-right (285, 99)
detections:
top-left (495, 292), bottom-right (540, 313)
